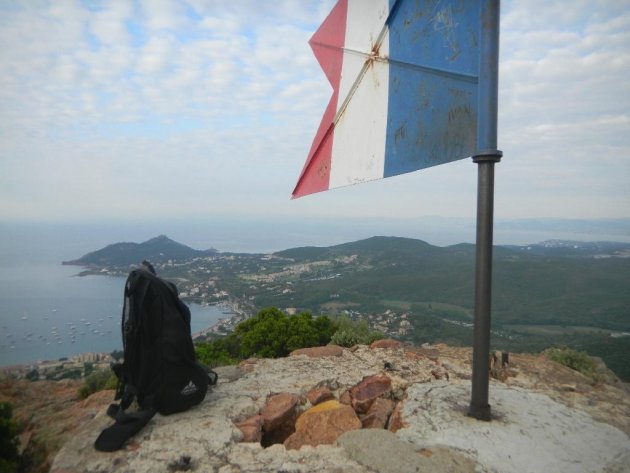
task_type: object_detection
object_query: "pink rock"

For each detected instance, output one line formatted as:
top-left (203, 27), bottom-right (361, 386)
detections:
top-left (238, 358), bottom-right (259, 372)
top-left (284, 401), bottom-right (361, 450)
top-left (339, 390), bottom-right (352, 405)
top-left (404, 350), bottom-right (425, 361)
top-left (431, 367), bottom-right (449, 380)
top-left (369, 339), bottom-right (404, 349)
top-left (387, 401), bottom-right (407, 433)
top-left (261, 393), bottom-right (298, 433)
top-left (361, 398), bottom-right (394, 429)
top-left (349, 374), bottom-right (392, 414)
top-left (306, 387), bottom-right (335, 406)
top-left (234, 415), bottom-right (263, 443)
top-left (289, 345), bottom-right (344, 358)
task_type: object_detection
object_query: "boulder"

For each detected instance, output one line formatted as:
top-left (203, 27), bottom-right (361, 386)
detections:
top-left (360, 398), bottom-right (394, 429)
top-left (284, 400), bottom-right (361, 450)
top-left (349, 374), bottom-right (392, 413)
top-left (387, 400), bottom-right (407, 433)
top-left (370, 339), bottom-right (404, 349)
top-left (260, 393), bottom-right (298, 433)
top-left (431, 366), bottom-right (449, 380)
top-left (234, 415), bottom-right (263, 443)
top-left (289, 345), bottom-right (344, 358)
top-left (306, 387), bottom-right (335, 406)
top-left (337, 429), bottom-right (476, 473)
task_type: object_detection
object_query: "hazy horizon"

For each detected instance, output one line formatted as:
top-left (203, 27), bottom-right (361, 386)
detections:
top-left (2, 217), bottom-right (629, 265)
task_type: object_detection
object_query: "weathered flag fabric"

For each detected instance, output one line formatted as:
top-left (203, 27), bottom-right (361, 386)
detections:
top-left (292, 0), bottom-right (481, 199)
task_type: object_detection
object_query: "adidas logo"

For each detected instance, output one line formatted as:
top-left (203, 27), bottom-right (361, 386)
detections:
top-left (180, 380), bottom-right (198, 396)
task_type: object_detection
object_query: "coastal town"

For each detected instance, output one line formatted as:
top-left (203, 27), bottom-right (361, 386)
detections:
top-left (1, 351), bottom-right (114, 381)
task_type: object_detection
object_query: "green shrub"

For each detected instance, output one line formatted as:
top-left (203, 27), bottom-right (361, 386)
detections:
top-left (546, 347), bottom-right (599, 379)
top-left (195, 337), bottom-right (240, 368)
top-left (0, 402), bottom-right (20, 473)
top-left (78, 368), bottom-right (117, 400)
top-left (329, 316), bottom-right (385, 347)
top-left (195, 308), bottom-right (337, 364)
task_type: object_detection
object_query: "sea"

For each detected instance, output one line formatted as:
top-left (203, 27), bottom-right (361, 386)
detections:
top-left (0, 262), bottom-right (227, 367)
top-left (2, 217), bottom-right (629, 367)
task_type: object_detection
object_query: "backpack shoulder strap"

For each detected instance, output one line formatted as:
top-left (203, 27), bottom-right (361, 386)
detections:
top-left (95, 387), bottom-right (158, 452)
top-left (198, 361), bottom-right (218, 386)
top-left (94, 407), bottom-right (156, 452)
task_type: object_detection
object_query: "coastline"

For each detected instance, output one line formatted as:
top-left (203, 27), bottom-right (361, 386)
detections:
top-left (192, 300), bottom-right (248, 339)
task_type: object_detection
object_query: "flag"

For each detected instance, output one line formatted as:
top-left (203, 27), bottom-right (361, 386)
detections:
top-left (292, 0), bottom-right (481, 199)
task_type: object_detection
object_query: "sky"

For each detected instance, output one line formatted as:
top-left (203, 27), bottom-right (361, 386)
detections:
top-left (1, 0), bottom-right (629, 226)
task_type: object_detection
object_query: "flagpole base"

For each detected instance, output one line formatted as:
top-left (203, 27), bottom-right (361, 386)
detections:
top-left (468, 403), bottom-right (492, 421)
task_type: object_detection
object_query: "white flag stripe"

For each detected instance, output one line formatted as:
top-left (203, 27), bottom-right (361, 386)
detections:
top-left (330, 0), bottom-right (390, 188)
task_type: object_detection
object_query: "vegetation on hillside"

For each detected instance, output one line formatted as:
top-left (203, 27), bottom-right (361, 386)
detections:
top-left (0, 402), bottom-right (20, 473)
top-left (543, 346), bottom-right (626, 384)
top-left (78, 368), bottom-right (117, 400)
top-left (250, 238), bottom-right (630, 334)
top-left (546, 347), bottom-right (600, 379)
top-left (329, 316), bottom-right (384, 347)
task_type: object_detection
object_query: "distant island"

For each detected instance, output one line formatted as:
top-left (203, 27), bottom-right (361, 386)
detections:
top-left (63, 235), bottom-right (630, 381)
top-left (62, 234), bottom-right (217, 269)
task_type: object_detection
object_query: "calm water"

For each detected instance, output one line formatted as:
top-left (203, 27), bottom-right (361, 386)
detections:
top-left (0, 263), bottom-right (224, 367)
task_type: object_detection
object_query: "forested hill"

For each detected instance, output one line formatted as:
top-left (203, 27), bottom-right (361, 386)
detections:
top-left (269, 236), bottom-right (630, 332)
top-left (62, 234), bottom-right (217, 267)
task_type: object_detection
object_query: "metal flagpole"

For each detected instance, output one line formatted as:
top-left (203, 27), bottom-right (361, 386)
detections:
top-left (468, 0), bottom-right (502, 421)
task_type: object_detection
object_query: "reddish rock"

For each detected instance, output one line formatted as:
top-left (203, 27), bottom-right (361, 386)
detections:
top-left (0, 379), bottom-right (113, 473)
top-left (370, 339), bottom-right (404, 349)
top-left (261, 393), bottom-right (298, 433)
top-left (339, 390), bottom-right (352, 405)
top-left (431, 366), bottom-right (449, 380)
top-left (79, 390), bottom-right (115, 408)
top-left (238, 358), bottom-right (259, 373)
top-left (387, 401), bottom-right (407, 432)
top-left (289, 345), bottom-right (344, 358)
top-left (361, 398), bottom-right (394, 429)
top-left (349, 374), bottom-right (392, 414)
top-left (234, 415), bottom-right (263, 443)
top-left (306, 387), bottom-right (335, 406)
top-left (404, 350), bottom-right (425, 361)
top-left (420, 448), bottom-right (433, 458)
top-left (284, 400), bottom-right (361, 450)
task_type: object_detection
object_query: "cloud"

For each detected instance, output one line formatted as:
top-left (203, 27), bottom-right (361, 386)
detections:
top-left (0, 0), bottom-right (628, 222)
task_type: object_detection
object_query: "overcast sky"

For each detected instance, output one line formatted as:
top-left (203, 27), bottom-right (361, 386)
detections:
top-left (1, 0), bottom-right (628, 224)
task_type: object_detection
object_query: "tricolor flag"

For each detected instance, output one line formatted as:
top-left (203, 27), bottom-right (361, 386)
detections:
top-left (292, 0), bottom-right (482, 199)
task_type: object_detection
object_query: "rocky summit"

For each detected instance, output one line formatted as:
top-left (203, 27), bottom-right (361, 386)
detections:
top-left (49, 342), bottom-right (630, 473)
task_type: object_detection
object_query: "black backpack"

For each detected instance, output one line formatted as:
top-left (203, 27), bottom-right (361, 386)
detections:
top-left (95, 261), bottom-right (217, 452)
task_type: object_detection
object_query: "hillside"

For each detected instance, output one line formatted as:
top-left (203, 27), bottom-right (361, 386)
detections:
top-left (62, 235), bottom-right (217, 267)
top-left (263, 236), bottom-right (630, 331)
